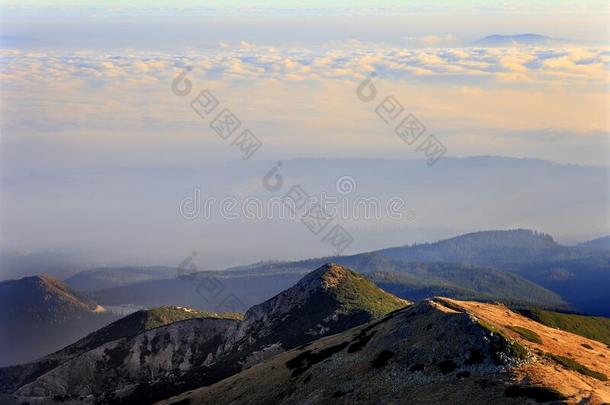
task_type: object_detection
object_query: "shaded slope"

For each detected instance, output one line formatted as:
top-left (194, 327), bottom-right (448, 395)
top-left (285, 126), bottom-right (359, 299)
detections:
top-left (511, 257), bottom-right (610, 316)
top-left (0, 275), bottom-right (118, 367)
top-left (366, 259), bottom-right (566, 309)
top-left (14, 317), bottom-right (241, 403)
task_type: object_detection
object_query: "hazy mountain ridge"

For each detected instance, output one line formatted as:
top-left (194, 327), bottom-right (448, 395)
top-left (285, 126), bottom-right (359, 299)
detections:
top-left (64, 267), bottom-right (179, 291)
top-left (225, 229), bottom-right (610, 315)
top-left (0, 275), bottom-right (119, 367)
top-left (578, 236), bottom-right (610, 251)
top-left (372, 229), bottom-right (591, 266)
top-left (73, 229), bottom-right (608, 316)
top-left (476, 33), bottom-right (556, 46)
top-left (88, 271), bottom-right (305, 311)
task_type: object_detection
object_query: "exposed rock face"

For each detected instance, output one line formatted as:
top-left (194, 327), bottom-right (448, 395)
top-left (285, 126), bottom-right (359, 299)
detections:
top-left (15, 317), bottom-right (240, 401)
top-left (0, 306), bottom-right (241, 395)
top-left (2, 264), bottom-right (409, 404)
top-left (161, 298), bottom-right (610, 405)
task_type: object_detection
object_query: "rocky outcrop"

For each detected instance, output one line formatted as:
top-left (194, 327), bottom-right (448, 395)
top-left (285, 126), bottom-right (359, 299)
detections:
top-left (15, 317), bottom-right (239, 402)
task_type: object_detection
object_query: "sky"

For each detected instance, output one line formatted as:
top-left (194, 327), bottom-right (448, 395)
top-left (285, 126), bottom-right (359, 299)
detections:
top-left (0, 1), bottom-right (609, 271)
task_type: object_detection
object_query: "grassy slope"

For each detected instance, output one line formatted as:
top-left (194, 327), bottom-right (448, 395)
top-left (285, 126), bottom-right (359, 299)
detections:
top-left (143, 306), bottom-right (242, 329)
top-left (320, 266), bottom-right (408, 319)
top-left (517, 308), bottom-right (610, 346)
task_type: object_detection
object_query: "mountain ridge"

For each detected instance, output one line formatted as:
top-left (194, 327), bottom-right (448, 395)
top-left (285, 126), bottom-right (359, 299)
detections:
top-left (161, 297), bottom-right (610, 405)
top-left (2, 265), bottom-right (409, 403)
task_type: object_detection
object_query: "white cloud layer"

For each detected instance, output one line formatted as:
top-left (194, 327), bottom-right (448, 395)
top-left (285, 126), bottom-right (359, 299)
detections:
top-left (2, 45), bottom-right (609, 85)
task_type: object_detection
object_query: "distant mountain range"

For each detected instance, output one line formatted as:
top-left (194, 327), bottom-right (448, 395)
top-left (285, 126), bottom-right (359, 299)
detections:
top-left (0, 276), bottom-right (119, 366)
top-left (578, 236), bottom-right (610, 251)
top-left (69, 229), bottom-right (609, 316)
top-left (476, 33), bottom-right (557, 46)
top-left (64, 266), bottom-right (178, 291)
top-left (372, 229), bottom-right (578, 265)
top-left (347, 230), bottom-right (610, 315)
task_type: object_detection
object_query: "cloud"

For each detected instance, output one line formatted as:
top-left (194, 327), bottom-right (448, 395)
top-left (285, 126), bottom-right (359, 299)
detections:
top-left (2, 45), bottom-right (608, 86)
top-left (0, 44), bottom-right (608, 151)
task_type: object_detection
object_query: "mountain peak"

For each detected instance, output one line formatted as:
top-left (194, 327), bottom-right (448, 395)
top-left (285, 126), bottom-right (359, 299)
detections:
top-left (0, 274), bottom-right (99, 313)
top-left (299, 263), bottom-right (355, 289)
top-left (0, 275), bottom-right (117, 366)
top-left (289, 263), bottom-right (410, 315)
top-left (230, 264), bottom-right (409, 363)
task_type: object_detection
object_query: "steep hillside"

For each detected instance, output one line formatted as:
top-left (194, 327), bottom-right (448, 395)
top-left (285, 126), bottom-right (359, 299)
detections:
top-left (13, 316), bottom-right (241, 403)
top-left (0, 275), bottom-right (118, 366)
top-left (162, 298), bottom-right (610, 405)
top-left (0, 306), bottom-right (238, 394)
top-left (3, 265), bottom-right (409, 404)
